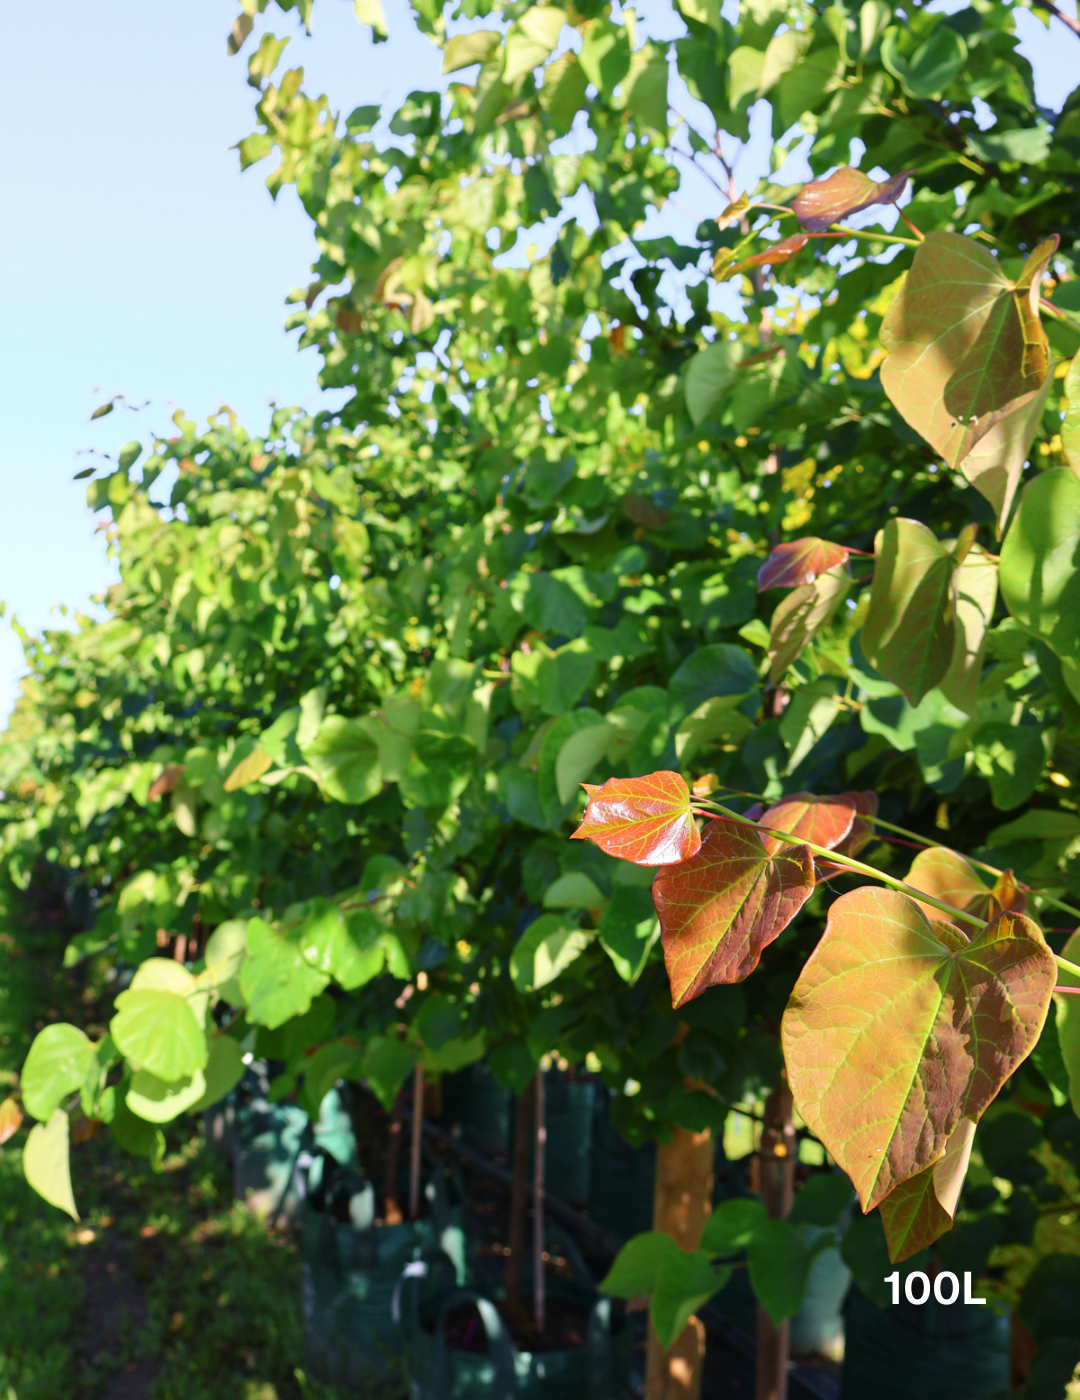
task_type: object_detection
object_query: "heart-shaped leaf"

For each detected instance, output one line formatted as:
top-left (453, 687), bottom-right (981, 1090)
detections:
top-left (653, 819), bottom-right (815, 1006)
top-left (999, 468), bottom-right (1080, 666)
top-left (758, 538), bottom-right (852, 591)
top-left (783, 887), bottom-right (1055, 1211)
top-left (1063, 354), bottom-right (1080, 477)
top-left (767, 565), bottom-right (851, 683)
top-left (23, 1109), bottom-right (78, 1220)
top-left (904, 847), bottom-right (1026, 924)
top-left (791, 167), bottom-right (912, 234)
top-left (862, 518), bottom-right (957, 706)
top-left (880, 231), bottom-right (1052, 469)
top-left (755, 792), bottom-right (857, 856)
top-left (878, 1116), bottom-right (976, 1263)
top-left (572, 770), bottom-right (701, 866)
top-left (651, 1250), bottom-right (729, 1349)
top-left (721, 233), bottom-right (810, 281)
top-left (20, 1024), bottom-right (94, 1123)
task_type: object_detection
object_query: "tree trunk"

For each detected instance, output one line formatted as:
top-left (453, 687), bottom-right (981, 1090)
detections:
top-left (505, 1077), bottom-right (535, 1319)
top-left (755, 1077), bottom-right (797, 1400)
top-left (645, 1125), bottom-right (714, 1400)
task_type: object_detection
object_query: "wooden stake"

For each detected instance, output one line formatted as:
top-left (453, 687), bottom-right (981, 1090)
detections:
top-left (409, 1063), bottom-right (424, 1220)
top-left (645, 1125), bottom-right (714, 1400)
top-left (533, 1068), bottom-right (546, 1334)
top-left (383, 1088), bottom-right (405, 1225)
top-left (755, 1078), bottom-right (796, 1400)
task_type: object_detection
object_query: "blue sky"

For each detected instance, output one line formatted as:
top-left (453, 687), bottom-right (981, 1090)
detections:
top-left (0, 0), bottom-right (1076, 722)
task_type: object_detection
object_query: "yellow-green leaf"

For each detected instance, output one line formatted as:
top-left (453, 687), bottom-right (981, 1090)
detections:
top-left (23, 1110), bottom-right (78, 1220)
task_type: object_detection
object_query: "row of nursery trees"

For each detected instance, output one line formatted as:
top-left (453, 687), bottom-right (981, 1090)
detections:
top-left (5, 0), bottom-right (1080, 1393)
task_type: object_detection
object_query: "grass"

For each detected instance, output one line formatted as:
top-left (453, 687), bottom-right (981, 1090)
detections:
top-left (0, 894), bottom-right (349, 1400)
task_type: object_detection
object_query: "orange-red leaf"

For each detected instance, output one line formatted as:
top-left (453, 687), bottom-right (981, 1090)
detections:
top-left (783, 887), bottom-right (1055, 1212)
top-left (758, 538), bottom-right (851, 591)
top-left (0, 1096), bottom-right (23, 1146)
top-left (653, 819), bottom-right (814, 1006)
top-left (755, 792), bottom-right (857, 857)
top-left (791, 167), bottom-right (913, 234)
top-left (572, 770), bottom-right (701, 866)
top-left (905, 847), bottom-right (1026, 924)
top-left (731, 233), bottom-right (810, 276)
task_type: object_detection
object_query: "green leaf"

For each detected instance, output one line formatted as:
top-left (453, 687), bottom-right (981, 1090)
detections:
top-left (747, 1219), bottom-right (816, 1325)
top-left (302, 715), bottom-right (382, 804)
top-left (967, 125), bottom-right (1052, 166)
top-left (779, 678), bottom-right (842, 774)
top-left (601, 1230), bottom-right (680, 1297)
top-left (789, 1173), bottom-right (855, 1228)
top-left (23, 1110), bottom-right (78, 1220)
top-left (554, 721), bottom-right (613, 804)
top-left (400, 731), bottom-right (479, 808)
top-left (223, 744), bottom-right (273, 791)
top-left (1000, 469), bottom-right (1080, 665)
top-left (126, 1067), bottom-right (208, 1123)
top-left (198, 918), bottom-right (248, 1001)
top-left (539, 51), bottom-right (589, 134)
top-left (598, 885), bottom-right (661, 984)
top-left (302, 903), bottom-right (386, 990)
top-left (354, 0), bottom-right (387, 38)
top-left (651, 1250), bottom-right (727, 1349)
top-left (625, 50), bottom-right (669, 133)
top-left (1063, 356), bottom-right (1080, 476)
top-left (971, 721), bottom-right (1052, 810)
top-left (881, 232), bottom-right (1051, 469)
top-left (240, 918), bottom-right (330, 1028)
top-left (578, 18), bottom-right (631, 92)
top-left (109, 1096), bottom-right (166, 1164)
top-left (668, 644), bottom-right (757, 719)
top-left (504, 7), bottom-right (566, 86)
top-left (902, 25), bottom-right (966, 98)
top-left (862, 519), bottom-right (957, 706)
top-left (544, 872), bottom-right (605, 909)
top-left (21, 1025), bottom-right (94, 1122)
top-left (767, 565), bottom-right (850, 683)
top-left (111, 960), bottom-right (208, 1082)
top-left (700, 1197), bottom-right (768, 1254)
top-left (684, 341), bottom-right (742, 426)
top-left (362, 1035), bottom-right (417, 1110)
top-left (938, 544), bottom-right (998, 715)
top-left (674, 695), bottom-right (754, 766)
top-left (510, 914), bottom-right (593, 992)
top-left (189, 1034), bottom-right (246, 1113)
top-left (1055, 930), bottom-right (1080, 1118)
top-left (783, 887), bottom-right (1056, 1212)
top-left (443, 28), bottom-right (500, 72)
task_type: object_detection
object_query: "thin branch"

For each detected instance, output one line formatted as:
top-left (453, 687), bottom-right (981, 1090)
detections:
top-left (1031, 0), bottom-right (1080, 38)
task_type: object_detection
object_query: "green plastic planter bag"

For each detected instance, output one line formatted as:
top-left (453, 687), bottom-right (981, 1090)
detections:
top-left (407, 1286), bottom-right (631, 1400)
top-left (442, 1062), bottom-right (514, 1157)
top-left (302, 1156), bottom-right (468, 1391)
top-left (840, 1284), bottom-right (1009, 1400)
top-left (542, 1075), bottom-right (595, 1206)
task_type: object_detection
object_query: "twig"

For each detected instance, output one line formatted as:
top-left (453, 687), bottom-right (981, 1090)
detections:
top-left (1030, 0), bottom-right (1080, 39)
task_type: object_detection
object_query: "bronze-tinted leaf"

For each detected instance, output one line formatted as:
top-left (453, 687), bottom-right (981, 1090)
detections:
top-left (905, 847), bottom-right (1026, 924)
top-left (148, 764), bottom-right (184, 801)
top-left (755, 792), bottom-right (856, 856)
top-left (835, 790), bottom-right (879, 858)
top-left (653, 819), bottom-right (814, 1006)
top-left (0, 1095), bottom-right (23, 1146)
top-left (881, 231), bottom-right (1051, 468)
top-left (758, 538), bottom-right (851, 591)
top-left (726, 233), bottom-right (810, 281)
top-left (716, 192), bottom-right (752, 231)
top-left (572, 771), bottom-right (701, 866)
top-left (791, 167), bottom-right (913, 234)
top-left (767, 565), bottom-right (850, 684)
top-left (783, 887), bottom-right (1055, 1211)
top-left (878, 1117), bottom-right (976, 1262)
top-left (861, 518), bottom-right (956, 706)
